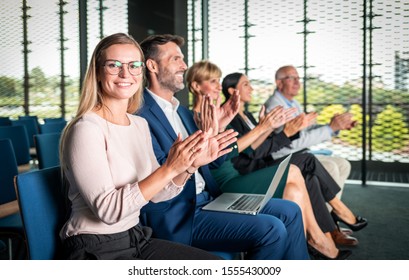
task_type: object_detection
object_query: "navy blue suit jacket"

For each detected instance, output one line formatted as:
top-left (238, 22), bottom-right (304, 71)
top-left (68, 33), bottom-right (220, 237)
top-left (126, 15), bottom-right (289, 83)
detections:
top-left (137, 89), bottom-right (222, 245)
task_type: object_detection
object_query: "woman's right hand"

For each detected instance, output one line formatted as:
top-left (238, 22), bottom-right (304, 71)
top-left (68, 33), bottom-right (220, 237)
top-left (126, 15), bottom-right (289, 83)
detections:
top-left (163, 131), bottom-right (206, 175)
top-left (258, 105), bottom-right (287, 132)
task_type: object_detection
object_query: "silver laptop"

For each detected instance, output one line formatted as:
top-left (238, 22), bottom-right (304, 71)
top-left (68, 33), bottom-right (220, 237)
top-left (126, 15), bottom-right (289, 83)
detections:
top-left (202, 154), bottom-right (292, 215)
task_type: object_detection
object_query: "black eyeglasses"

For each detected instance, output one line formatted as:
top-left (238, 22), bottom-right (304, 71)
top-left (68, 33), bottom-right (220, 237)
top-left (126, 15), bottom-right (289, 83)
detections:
top-left (280, 75), bottom-right (300, 82)
top-left (103, 60), bottom-right (145, 76)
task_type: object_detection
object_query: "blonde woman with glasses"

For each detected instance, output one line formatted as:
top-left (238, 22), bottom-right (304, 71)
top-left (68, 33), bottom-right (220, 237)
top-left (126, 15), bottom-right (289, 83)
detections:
top-left (58, 33), bottom-right (233, 260)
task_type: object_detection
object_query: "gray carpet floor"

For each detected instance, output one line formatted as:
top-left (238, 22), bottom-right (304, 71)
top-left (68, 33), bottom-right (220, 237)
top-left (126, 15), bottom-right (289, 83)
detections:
top-left (340, 183), bottom-right (409, 260)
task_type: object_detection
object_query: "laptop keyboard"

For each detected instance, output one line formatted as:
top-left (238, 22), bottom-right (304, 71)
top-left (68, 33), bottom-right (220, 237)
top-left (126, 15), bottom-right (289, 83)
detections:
top-left (228, 195), bottom-right (263, 211)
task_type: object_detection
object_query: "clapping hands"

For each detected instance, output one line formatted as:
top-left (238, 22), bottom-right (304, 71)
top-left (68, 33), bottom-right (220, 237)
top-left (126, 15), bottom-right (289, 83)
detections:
top-left (216, 89), bottom-right (240, 131)
top-left (193, 95), bottom-right (218, 136)
top-left (258, 105), bottom-right (298, 133)
top-left (283, 112), bottom-right (317, 137)
top-left (194, 91), bottom-right (240, 136)
top-left (192, 129), bottom-right (238, 168)
top-left (165, 131), bottom-right (207, 175)
top-left (192, 94), bottom-right (239, 168)
top-left (329, 112), bottom-right (357, 132)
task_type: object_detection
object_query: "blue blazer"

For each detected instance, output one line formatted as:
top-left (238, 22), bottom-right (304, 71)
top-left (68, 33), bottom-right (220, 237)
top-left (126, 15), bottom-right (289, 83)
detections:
top-left (137, 89), bottom-right (222, 245)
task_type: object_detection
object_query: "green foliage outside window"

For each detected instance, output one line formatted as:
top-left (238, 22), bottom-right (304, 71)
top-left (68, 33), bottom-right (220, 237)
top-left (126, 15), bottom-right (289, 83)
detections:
top-left (244, 77), bottom-right (409, 154)
top-left (372, 105), bottom-right (409, 152)
top-left (0, 69), bottom-right (79, 120)
top-left (307, 103), bottom-right (409, 153)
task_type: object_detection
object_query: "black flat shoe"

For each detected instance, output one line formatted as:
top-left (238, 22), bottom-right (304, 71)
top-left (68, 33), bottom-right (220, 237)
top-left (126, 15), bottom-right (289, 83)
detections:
top-left (307, 244), bottom-right (352, 260)
top-left (331, 211), bottom-right (368, 232)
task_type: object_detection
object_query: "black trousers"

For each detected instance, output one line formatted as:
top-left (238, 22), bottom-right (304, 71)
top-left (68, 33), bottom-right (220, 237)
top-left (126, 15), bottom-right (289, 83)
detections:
top-left (288, 153), bottom-right (340, 233)
top-left (62, 224), bottom-right (221, 260)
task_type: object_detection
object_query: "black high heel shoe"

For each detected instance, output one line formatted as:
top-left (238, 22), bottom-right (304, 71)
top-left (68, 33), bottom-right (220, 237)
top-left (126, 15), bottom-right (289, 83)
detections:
top-left (307, 244), bottom-right (352, 260)
top-left (331, 210), bottom-right (368, 232)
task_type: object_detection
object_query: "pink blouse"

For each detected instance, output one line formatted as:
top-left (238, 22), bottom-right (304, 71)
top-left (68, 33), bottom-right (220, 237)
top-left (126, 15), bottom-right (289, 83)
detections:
top-left (60, 113), bottom-right (183, 239)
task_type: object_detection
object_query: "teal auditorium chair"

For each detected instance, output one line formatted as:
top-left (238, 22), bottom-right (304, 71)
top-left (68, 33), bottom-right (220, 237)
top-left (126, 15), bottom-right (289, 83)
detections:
top-left (0, 117), bottom-right (12, 126)
top-left (43, 117), bottom-right (65, 123)
top-left (14, 166), bottom-right (65, 260)
top-left (0, 139), bottom-right (25, 259)
top-left (0, 139), bottom-right (19, 203)
top-left (210, 251), bottom-right (242, 260)
top-left (39, 121), bottom-right (67, 134)
top-left (18, 115), bottom-right (40, 131)
top-left (0, 240), bottom-right (6, 253)
top-left (0, 125), bottom-right (32, 170)
top-left (12, 119), bottom-right (39, 148)
top-left (14, 166), bottom-right (241, 260)
top-left (34, 133), bottom-right (61, 169)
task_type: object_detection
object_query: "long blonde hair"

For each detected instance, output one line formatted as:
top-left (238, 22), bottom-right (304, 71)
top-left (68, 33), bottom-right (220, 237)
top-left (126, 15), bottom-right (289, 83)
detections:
top-left (60, 33), bottom-right (144, 171)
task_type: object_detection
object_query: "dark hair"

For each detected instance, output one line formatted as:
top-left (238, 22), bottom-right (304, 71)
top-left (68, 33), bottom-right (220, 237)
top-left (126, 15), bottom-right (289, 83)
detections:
top-left (140, 34), bottom-right (185, 81)
top-left (221, 72), bottom-right (243, 100)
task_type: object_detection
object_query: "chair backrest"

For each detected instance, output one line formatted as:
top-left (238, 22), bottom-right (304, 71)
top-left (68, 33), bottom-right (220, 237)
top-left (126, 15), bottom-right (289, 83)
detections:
top-left (40, 121), bottom-right (67, 134)
top-left (18, 115), bottom-right (39, 122)
top-left (0, 117), bottom-right (12, 126)
top-left (0, 138), bottom-right (19, 204)
top-left (43, 117), bottom-right (65, 123)
top-left (0, 126), bottom-right (31, 166)
top-left (18, 115), bottom-right (40, 132)
top-left (12, 119), bottom-right (39, 147)
top-left (34, 132), bottom-right (61, 169)
top-left (14, 166), bottom-right (66, 260)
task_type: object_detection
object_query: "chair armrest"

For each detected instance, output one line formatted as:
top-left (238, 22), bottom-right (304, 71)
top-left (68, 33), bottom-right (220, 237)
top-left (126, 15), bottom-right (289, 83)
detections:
top-left (0, 200), bottom-right (19, 218)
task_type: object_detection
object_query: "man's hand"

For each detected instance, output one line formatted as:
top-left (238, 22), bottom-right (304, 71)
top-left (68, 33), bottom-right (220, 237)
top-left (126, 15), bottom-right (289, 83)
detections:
top-left (192, 129), bottom-right (238, 168)
top-left (329, 112), bottom-right (355, 132)
top-left (283, 111), bottom-right (317, 137)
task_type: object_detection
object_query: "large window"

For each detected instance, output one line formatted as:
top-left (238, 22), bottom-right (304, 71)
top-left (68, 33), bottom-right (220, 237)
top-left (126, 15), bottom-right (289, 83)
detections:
top-left (0, 0), bottom-right (127, 122)
top-left (188, 0), bottom-right (409, 181)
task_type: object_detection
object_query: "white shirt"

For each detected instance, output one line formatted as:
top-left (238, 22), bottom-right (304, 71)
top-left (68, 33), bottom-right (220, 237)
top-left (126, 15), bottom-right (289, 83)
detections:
top-left (147, 90), bottom-right (206, 194)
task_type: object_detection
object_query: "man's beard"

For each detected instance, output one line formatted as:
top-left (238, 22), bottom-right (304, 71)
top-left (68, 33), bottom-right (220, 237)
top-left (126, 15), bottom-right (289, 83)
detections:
top-left (158, 67), bottom-right (185, 93)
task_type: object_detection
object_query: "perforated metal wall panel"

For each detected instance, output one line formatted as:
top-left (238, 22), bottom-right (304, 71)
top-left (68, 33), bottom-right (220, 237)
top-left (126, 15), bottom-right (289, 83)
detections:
top-left (187, 0), bottom-right (409, 169)
top-left (0, 0), bottom-right (127, 122)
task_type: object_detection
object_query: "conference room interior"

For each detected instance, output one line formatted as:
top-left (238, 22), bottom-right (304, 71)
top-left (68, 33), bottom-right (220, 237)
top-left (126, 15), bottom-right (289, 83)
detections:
top-left (0, 0), bottom-right (408, 260)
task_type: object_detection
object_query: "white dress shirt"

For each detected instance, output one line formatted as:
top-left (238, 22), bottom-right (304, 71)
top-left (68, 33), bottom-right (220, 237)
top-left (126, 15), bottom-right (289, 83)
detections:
top-left (147, 90), bottom-right (206, 194)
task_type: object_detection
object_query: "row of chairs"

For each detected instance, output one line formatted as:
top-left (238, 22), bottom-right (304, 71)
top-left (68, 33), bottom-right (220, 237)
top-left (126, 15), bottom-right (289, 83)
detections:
top-left (0, 117), bottom-right (63, 172)
top-left (0, 116), bottom-right (65, 124)
top-left (0, 126), bottom-right (61, 172)
top-left (0, 137), bottom-right (63, 259)
top-left (3, 165), bottom-right (237, 260)
top-left (1, 117), bottom-right (237, 260)
top-left (0, 139), bottom-right (25, 259)
top-left (0, 116), bottom-right (66, 147)
top-left (1, 142), bottom-right (238, 260)
top-left (0, 116), bottom-right (66, 126)
top-left (1, 119), bottom-right (61, 258)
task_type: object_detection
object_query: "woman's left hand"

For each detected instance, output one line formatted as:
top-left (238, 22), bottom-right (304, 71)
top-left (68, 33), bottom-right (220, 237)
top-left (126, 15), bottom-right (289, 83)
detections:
top-left (164, 131), bottom-right (206, 175)
top-left (216, 89), bottom-right (240, 131)
top-left (194, 95), bottom-right (218, 137)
